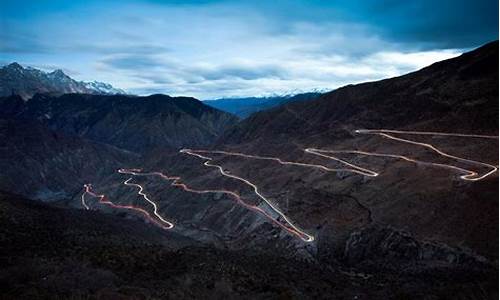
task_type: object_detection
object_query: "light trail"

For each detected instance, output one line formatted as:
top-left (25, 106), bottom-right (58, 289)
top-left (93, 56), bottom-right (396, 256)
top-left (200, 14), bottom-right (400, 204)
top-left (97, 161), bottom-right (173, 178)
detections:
top-left (183, 130), bottom-right (497, 182)
top-left (122, 177), bottom-right (174, 228)
top-left (181, 149), bottom-right (378, 177)
top-left (79, 128), bottom-right (496, 243)
top-left (81, 183), bottom-right (174, 229)
top-left (81, 191), bottom-right (90, 210)
top-left (177, 130), bottom-right (496, 241)
top-left (354, 129), bottom-right (498, 181)
top-left (118, 167), bottom-right (315, 242)
top-left (355, 129), bottom-right (499, 139)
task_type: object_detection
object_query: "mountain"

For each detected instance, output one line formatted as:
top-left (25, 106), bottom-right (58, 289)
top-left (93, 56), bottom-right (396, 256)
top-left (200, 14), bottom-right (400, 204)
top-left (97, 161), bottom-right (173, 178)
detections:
top-left (222, 41), bottom-right (498, 144)
top-left (0, 118), bottom-right (137, 202)
top-left (180, 40), bottom-right (498, 274)
top-left (206, 41), bottom-right (499, 264)
top-left (0, 93), bottom-right (238, 153)
top-left (0, 41), bottom-right (498, 299)
top-left (205, 92), bottom-right (321, 118)
top-left (90, 41), bottom-right (497, 299)
top-left (83, 80), bottom-right (126, 95)
top-left (0, 63), bottom-right (126, 99)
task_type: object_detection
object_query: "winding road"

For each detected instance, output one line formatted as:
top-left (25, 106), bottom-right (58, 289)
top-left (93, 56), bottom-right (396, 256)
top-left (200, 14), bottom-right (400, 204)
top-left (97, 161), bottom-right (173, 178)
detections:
top-left (353, 129), bottom-right (498, 181)
top-left (81, 183), bottom-right (174, 229)
top-left (81, 129), bottom-right (498, 242)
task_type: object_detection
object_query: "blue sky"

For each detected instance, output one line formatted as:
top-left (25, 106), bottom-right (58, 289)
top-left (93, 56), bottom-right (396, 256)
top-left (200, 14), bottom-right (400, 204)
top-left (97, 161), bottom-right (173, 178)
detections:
top-left (1, 0), bottom-right (497, 99)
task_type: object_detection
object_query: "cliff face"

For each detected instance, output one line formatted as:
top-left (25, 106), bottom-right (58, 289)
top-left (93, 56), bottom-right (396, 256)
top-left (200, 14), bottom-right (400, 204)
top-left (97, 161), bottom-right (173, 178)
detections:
top-left (1, 93), bottom-right (238, 153)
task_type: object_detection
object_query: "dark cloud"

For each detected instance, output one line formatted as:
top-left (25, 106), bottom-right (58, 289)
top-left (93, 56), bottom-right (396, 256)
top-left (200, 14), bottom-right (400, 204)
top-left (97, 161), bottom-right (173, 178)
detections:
top-left (336, 0), bottom-right (498, 49)
top-left (187, 0), bottom-right (497, 50)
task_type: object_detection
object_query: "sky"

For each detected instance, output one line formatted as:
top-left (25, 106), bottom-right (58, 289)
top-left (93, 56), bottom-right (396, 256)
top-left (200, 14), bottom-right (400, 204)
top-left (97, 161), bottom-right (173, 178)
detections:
top-left (0, 0), bottom-right (498, 99)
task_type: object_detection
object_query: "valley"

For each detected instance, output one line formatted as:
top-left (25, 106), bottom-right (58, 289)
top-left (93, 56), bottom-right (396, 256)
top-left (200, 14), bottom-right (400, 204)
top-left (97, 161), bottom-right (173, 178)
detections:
top-left (0, 41), bottom-right (498, 299)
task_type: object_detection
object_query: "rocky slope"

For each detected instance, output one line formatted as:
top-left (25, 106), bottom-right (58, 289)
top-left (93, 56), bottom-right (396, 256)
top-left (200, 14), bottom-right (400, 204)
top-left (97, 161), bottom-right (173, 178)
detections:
top-left (0, 63), bottom-right (125, 100)
top-left (0, 93), bottom-right (238, 153)
top-left (0, 118), bottom-right (137, 202)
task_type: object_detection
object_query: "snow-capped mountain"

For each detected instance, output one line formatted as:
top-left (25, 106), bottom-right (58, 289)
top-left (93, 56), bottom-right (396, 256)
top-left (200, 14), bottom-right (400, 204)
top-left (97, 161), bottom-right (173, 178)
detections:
top-left (0, 62), bottom-right (127, 99)
top-left (83, 81), bottom-right (126, 95)
top-left (204, 92), bottom-right (323, 118)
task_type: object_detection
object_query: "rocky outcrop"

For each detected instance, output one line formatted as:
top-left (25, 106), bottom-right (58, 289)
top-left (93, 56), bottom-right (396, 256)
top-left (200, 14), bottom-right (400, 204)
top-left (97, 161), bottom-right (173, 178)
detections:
top-left (0, 118), bottom-right (137, 202)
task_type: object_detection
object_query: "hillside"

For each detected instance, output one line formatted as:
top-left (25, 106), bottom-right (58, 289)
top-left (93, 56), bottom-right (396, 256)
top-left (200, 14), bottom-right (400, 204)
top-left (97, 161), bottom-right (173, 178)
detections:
top-left (0, 41), bottom-right (497, 299)
top-left (1, 93), bottom-right (238, 153)
top-left (1, 191), bottom-right (495, 299)
top-left (0, 118), bottom-right (137, 202)
top-left (222, 41), bottom-right (498, 145)
top-left (150, 41), bottom-right (498, 273)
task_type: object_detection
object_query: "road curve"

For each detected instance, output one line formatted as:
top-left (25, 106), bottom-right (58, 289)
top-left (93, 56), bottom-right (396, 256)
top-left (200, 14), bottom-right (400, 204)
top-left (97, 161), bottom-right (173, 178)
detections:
top-left (80, 128), bottom-right (496, 242)
top-left (353, 129), bottom-right (498, 181)
top-left (190, 130), bottom-right (497, 181)
top-left (81, 183), bottom-right (174, 229)
top-left (119, 167), bottom-right (315, 242)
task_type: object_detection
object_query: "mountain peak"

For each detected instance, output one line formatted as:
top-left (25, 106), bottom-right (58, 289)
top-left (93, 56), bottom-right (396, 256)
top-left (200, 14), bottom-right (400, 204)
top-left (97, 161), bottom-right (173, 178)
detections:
top-left (50, 69), bottom-right (66, 76)
top-left (47, 69), bottom-right (72, 82)
top-left (5, 62), bottom-right (24, 71)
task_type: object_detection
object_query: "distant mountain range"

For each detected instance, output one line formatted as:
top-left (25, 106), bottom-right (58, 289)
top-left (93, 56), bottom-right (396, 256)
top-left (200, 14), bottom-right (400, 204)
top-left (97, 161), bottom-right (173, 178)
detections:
top-left (204, 92), bottom-right (322, 118)
top-left (0, 62), bottom-right (126, 99)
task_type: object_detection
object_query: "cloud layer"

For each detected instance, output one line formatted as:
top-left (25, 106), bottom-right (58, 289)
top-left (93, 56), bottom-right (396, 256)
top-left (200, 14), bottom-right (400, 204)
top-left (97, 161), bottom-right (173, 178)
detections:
top-left (1, 0), bottom-right (497, 98)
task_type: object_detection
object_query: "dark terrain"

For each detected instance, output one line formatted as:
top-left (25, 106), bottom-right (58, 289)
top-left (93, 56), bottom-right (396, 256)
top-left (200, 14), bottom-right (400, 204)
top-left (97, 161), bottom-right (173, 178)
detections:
top-left (0, 93), bottom-right (237, 202)
top-left (1, 191), bottom-right (496, 299)
top-left (0, 118), bottom-right (137, 202)
top-left (0, 93), bottom-right (238, 153)
top-left (0, 41), bottom-right (498, 299)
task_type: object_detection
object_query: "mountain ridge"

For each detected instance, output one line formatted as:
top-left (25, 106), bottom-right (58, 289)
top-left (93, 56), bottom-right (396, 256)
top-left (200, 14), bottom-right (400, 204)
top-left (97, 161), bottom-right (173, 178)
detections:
top-left (0, 92), bottom-right (239, 153)
top-left (0, 62), bottom-right (126, 100)
top-left (220, 40), bottom-right (499, 146)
